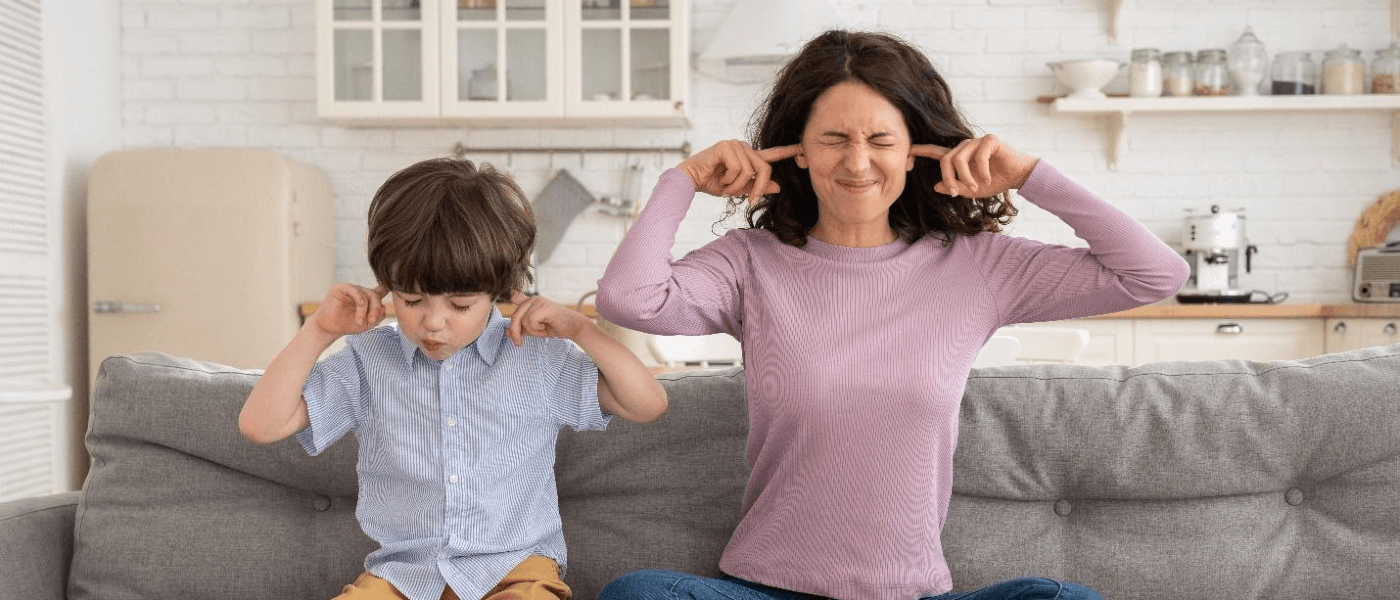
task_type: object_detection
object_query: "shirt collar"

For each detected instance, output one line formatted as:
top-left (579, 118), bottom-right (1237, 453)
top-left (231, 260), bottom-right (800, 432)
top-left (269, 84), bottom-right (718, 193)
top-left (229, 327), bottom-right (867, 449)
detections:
top-left (395, 306), bottom-right (510, 366)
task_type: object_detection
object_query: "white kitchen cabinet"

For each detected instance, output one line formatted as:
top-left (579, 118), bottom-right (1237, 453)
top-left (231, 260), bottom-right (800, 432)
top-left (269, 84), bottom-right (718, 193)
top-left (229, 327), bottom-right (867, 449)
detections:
top-left (1022, 319), bottom-right (1134, 366)
top-left (1325, 318), bottom-right (1400, 353)
top-left (318, 0), bottom-right (687, 124)
top-left (1131, 318), bottom-right (1325, 364)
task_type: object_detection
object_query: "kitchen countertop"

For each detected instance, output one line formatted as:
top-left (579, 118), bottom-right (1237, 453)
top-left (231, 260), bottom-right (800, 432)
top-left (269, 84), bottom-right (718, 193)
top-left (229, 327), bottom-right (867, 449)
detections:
top-left (1094, 302), bottom-right (1400, 319)
top-left (301, 301), bottom-right (1400, 321)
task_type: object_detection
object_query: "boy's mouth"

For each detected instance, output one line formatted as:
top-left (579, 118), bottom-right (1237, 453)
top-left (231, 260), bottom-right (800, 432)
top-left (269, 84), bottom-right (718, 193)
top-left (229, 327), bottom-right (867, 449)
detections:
top-left (422, 341), bottom-right (444, 352)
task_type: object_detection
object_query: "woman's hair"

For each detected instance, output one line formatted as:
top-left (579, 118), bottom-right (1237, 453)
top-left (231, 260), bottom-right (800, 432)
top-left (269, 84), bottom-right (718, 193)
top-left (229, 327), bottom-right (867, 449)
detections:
top-left (741, 29), bottom-right (1017, 247)
top-left (367, 158), bottom-right (534, 302)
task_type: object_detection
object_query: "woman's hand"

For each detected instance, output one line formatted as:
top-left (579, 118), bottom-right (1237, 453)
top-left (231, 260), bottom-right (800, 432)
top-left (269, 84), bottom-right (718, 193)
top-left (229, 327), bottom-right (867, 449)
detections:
top-left (910, 134), bottom-right (1039, 199)
top-left (309, 283), bottom-right (388, 339)
top-left (678, 140), bottom-right (802, 205)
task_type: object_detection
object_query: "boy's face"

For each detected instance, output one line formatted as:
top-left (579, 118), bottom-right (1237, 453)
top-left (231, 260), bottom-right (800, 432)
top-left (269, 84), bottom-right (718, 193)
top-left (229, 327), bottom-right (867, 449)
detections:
top-left (392, 291), bottom-right (495, 361)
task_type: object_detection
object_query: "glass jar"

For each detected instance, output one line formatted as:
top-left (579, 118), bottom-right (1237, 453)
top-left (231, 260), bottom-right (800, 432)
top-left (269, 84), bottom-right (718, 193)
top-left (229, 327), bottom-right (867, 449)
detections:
top-left (1194, 48), bottom-right (1230, 96)
top-left (1129, 48), bottom-right (1163, 97)
top-left (1162, 51), bottom-right (1195, 97)
top-left (1372, 42), bottom-right (1400, 94)
top-left (1321, 44), bottom-right (1365, 94)
top-left (1227, 27), bottom-right (1268, 95)
top-left (1270, 51), bottom-right (1316, 94)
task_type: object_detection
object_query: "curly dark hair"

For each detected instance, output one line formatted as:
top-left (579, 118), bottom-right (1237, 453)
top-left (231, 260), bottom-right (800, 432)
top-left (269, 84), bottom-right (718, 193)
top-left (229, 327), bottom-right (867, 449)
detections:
top-left (738, 29), bottom-right (1017, 247)
top-left (367, 158), bottom-right (534, 302)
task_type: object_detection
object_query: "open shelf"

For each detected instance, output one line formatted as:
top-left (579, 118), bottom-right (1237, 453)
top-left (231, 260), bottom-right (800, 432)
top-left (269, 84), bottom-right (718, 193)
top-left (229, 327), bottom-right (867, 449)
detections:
top-left (1045, 95), bottom-right (1400, 169)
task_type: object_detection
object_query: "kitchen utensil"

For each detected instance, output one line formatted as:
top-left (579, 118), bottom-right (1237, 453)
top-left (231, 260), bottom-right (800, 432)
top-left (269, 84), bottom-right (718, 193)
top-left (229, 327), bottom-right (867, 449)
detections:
top-left (1047, 59), bottom-right (1123, 99)
top-left (533, 169), bottom-right (595, 264)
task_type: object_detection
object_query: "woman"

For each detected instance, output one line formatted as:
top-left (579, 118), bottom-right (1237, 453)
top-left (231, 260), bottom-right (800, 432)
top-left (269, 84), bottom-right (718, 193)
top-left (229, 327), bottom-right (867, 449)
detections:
top-left (595, 30), bottom-right (1189, 600)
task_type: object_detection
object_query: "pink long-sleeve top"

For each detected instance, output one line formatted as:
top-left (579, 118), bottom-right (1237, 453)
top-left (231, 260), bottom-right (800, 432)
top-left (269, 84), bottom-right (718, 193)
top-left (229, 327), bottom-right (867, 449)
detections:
top-left (596, 161), bottom-right (1189, 600)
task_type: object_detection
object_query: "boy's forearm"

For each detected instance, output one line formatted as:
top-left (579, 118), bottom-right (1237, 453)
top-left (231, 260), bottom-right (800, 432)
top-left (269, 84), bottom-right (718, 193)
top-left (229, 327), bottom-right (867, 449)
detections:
top-left (571, 323), bottom-right (667, 423)
top-left (239, 323), bottom-right (340, 444)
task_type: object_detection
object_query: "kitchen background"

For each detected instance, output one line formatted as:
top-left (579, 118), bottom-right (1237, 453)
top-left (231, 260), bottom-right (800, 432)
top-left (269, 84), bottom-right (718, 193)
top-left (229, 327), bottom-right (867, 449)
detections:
top-left (22, 0), bottom-right (1400, 494)
top-left (112, 0), bottom-right (1399, 303)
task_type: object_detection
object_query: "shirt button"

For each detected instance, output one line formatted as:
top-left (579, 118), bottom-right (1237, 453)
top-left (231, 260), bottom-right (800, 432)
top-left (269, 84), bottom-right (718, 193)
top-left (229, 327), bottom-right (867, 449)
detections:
top-left (448, 475), bottom-right (459, 484)
top-left (444, 364), bottom-right (454, 371)
top-left (446, 418), bottom-right (457, 427)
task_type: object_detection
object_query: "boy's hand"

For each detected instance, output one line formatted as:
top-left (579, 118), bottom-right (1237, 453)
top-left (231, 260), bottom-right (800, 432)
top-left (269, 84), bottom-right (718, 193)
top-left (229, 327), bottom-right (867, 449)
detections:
top-left (310, 283), bottom-right (389, 339)
top-left (507, 293), bottom-right (591, 347)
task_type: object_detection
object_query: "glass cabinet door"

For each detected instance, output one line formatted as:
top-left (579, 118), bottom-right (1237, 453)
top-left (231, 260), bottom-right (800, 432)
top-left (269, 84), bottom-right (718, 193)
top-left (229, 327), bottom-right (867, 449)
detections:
top-left (443, 0), bottom-right (560, 117)
top-left (322, 0), bottom-right (438, 117)
top-left (572, 0), bottom-right (682, 118)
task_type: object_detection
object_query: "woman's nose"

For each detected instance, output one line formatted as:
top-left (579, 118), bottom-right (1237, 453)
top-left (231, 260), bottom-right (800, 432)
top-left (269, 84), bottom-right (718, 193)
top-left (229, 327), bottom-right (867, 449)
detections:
top-left (841, 143), bottom-right (872, 171)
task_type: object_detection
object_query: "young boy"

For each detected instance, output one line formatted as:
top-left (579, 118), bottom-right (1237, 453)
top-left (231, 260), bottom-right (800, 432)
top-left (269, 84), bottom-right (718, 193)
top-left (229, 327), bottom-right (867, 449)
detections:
top-left (239, 157), bottom-right (667, 600)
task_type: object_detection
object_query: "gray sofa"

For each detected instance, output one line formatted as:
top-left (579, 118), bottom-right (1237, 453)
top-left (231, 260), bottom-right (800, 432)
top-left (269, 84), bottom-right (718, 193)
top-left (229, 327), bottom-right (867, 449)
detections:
top-left (3, 347), bottom-right (1399, 600)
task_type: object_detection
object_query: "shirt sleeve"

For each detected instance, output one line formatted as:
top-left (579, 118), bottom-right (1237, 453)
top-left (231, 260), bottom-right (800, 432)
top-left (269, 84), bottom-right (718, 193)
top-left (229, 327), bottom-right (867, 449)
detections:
top-left (540, 338), bottom-right (609, 432)
top-left (295, 342), bottom-right (369, 456)
top-left (595, 168), bottom-right (747, 337)
top-left (972, 161), bottom-right (1191, 325)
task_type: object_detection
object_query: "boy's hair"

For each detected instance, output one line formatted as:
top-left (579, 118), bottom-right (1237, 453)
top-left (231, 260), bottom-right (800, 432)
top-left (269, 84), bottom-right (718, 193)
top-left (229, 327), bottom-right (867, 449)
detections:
top-left (367, 157), bottom-right (535, 302)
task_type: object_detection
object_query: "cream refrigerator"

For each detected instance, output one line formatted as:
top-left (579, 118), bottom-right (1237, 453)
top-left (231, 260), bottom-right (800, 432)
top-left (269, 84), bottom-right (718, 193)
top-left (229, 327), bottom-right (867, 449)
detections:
top-left (87, 148), bottom-right (335, 387)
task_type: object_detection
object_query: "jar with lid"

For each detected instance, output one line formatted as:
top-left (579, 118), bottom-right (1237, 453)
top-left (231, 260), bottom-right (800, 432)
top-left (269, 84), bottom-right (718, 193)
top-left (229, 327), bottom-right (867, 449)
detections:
top-left (1270, 51), bottom-right (1316, 94)
top-left (1322, 44), bottom-right (1365, 94)
top-left (1372, 42), bottom-right (1400, 94)
top-left (1129, 48), bottom-right (1163, 97)
top-left (1227, 26), bottom-right (1268, 95)
top-left (1162, 51), bottom-right (1194, 97)
top-left (1194, 49), bottom-right (1230, 96)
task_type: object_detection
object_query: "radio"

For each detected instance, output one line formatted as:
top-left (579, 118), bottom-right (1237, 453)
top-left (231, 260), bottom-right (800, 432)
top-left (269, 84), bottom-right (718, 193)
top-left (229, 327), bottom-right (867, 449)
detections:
top-left (1353, 243), bottom-right (1400, 302)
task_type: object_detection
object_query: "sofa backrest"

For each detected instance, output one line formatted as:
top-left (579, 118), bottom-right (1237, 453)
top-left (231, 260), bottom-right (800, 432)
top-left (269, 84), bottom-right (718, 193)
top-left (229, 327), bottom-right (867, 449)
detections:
top-left (946, 343), bottom-right (1400, 598)
top-left (71, 353), bottom-right (374, 600)
top-left (73, 346), bottom-right (1400, 600)
top-left (72, 352), bottom-right (750, 600)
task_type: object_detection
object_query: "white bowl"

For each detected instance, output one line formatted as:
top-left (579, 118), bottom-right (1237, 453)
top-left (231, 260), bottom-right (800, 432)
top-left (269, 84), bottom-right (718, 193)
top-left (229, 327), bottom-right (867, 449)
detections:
top-left (1047, 59), bottom-right (1124, 99)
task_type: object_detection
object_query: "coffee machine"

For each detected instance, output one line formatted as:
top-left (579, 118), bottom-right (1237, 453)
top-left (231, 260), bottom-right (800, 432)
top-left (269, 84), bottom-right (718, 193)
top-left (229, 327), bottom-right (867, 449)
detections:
top-left (1177, 205), bottom-right (1259, 303)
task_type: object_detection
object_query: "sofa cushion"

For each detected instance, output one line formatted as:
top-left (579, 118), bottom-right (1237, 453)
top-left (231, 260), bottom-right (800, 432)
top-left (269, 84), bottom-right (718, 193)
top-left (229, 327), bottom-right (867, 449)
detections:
top-left (555, 368), bottom-right (750, 600)
top-left (70, 353), bottom-right (373, 600)
top-left (944, 344), bottom-right (1400, 598)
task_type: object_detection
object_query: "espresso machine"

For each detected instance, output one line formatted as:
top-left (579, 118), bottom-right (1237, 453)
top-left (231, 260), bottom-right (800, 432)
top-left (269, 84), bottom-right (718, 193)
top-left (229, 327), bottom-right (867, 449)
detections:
top-left (1176, 205), bottom-right (1260, 303)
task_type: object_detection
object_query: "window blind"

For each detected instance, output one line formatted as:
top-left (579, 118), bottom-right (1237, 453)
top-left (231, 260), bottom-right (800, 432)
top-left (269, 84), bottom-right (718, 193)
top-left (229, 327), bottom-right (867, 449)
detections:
top-left (0, 0), bottom-right (51, 381)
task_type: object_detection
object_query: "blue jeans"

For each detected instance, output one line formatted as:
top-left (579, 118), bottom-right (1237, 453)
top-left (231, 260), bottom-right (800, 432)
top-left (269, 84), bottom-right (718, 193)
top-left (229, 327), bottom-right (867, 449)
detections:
top-left (597, 569), bottom-right (1105, 600)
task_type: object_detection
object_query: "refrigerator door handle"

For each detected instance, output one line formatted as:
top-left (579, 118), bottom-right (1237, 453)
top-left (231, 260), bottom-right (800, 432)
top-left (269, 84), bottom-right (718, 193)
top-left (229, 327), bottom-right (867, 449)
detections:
top-left (93, 301), bottom-right (162, 314)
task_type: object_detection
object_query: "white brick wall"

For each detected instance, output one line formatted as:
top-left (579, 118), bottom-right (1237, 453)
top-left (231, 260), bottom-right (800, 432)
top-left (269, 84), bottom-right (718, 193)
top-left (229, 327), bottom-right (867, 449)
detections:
top-left (120, 0), bottom-right (1399, 305)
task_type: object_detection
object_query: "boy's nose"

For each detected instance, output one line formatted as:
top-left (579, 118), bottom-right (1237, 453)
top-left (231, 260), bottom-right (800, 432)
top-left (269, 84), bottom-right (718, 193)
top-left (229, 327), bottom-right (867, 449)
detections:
top-left (422, 311), bottom-right (447, 331)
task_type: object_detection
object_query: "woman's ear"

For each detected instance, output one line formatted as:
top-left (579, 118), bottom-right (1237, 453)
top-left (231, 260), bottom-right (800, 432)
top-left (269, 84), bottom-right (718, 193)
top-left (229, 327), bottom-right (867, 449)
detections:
top-left (795, 151), bottom-right (808, 169)
top-left (906, 153), bottom-right (915, 171)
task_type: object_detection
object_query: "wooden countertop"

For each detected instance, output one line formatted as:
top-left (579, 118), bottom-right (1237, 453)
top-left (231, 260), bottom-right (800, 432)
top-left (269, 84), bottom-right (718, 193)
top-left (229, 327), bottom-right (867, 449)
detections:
top-left (301, 300), bottom-right (1400, 322)
top-left (1093, 303), bottom-right (1400, 319)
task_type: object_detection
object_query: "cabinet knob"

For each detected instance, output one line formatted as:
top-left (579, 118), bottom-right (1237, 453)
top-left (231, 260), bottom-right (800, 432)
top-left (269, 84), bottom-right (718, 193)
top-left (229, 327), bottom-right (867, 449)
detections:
top-left (1333, 322), bottom-right (1347, 333)
top-left (1384, 323), bottom-right (1398, 335)
top-left (1216, 323), bottom-right (1244, 334)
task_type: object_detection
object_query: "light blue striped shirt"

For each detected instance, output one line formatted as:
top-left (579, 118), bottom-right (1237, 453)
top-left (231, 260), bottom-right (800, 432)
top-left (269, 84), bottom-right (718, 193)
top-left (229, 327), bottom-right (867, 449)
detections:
top-left (297, 308), bottom-right (607, 600)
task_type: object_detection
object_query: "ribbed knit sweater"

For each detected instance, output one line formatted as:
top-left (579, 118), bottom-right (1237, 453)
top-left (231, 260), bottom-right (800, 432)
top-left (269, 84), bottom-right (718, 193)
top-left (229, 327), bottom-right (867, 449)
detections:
top-left (596, 162), bottom-right (1189, 600)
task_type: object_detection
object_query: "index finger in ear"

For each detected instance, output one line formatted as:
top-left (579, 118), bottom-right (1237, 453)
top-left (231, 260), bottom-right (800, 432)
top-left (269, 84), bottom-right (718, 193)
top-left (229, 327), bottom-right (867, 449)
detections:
top-left (511, 291), bottom-right (530, 306)
top-left (910, 144), bottom-right (949, 160)
top-left (758, 144), bottom-right (802, 164)
top-left (371, 283), bottom-right (390, 299)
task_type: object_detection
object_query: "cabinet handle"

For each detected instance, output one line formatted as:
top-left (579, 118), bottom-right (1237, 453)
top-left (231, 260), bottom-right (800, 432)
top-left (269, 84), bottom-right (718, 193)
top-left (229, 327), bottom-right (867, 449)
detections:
top-left (1333, 322), bottom-right (1347, 333)
top-left (1385, 323), bottom-right (1398, 335)
top-left (1216, 323), bottom-right (1244, 334)
top-left (93, 301), bottom-right (161, 314)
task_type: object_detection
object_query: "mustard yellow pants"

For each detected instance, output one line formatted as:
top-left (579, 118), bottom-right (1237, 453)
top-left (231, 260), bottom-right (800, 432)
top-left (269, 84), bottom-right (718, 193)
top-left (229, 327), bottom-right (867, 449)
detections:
top-left (333, 556), bottom-right (571, 600)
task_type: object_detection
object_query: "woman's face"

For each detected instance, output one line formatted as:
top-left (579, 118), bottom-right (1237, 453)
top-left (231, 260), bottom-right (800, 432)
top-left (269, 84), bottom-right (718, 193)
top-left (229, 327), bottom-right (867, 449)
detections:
top-left (795, 81), bottom-right (916, 243)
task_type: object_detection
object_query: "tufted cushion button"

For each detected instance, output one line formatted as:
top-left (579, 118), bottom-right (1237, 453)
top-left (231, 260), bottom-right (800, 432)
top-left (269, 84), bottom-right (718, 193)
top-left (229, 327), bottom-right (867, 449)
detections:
top-left (1285, 488), bottom-right (1304, 506)
top-left (313, 496), bottom-right (332, 512)
top-left (1054, 499), bottom-right (1072, 517)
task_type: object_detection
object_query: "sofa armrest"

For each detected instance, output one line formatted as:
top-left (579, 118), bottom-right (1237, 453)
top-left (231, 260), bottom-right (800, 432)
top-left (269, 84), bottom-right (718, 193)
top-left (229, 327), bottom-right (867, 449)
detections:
top-left (0, 491), bottom-right (79, 600)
